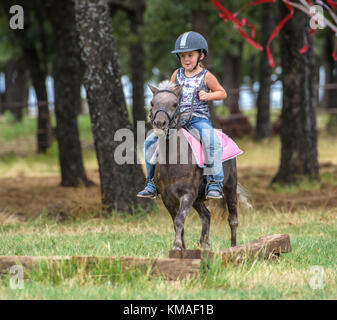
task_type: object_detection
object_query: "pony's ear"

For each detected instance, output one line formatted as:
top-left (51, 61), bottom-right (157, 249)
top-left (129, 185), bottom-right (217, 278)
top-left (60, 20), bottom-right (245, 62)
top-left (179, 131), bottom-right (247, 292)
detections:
top-left (148, 83), bottom-right (159, 96)
top-left (173, 84), bottom-right (183, 97)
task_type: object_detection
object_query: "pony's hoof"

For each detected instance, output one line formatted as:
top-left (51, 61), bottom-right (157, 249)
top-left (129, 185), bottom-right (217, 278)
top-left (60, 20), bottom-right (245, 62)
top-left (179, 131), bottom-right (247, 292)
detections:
top-left (172, 243), bottom-right (183, 251)
top-left (199, 243), bottom-right (210, 250)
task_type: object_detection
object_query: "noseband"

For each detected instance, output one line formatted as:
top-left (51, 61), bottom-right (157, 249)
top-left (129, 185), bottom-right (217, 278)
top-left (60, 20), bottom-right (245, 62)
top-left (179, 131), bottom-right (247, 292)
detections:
top-left (149, 90), bottom-right (181, 129)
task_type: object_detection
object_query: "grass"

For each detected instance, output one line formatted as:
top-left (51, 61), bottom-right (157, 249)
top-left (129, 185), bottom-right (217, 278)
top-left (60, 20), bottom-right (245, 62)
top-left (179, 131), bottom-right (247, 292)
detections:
top-left (0, 207), bottom-right (335, 299)
top-left (0, 111), bottom-right (336, 299)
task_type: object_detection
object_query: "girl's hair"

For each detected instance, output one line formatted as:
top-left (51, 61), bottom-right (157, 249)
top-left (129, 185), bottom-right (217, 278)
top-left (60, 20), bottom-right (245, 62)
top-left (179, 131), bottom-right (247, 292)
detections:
top-left (198, 61), bottom-right (204, 68)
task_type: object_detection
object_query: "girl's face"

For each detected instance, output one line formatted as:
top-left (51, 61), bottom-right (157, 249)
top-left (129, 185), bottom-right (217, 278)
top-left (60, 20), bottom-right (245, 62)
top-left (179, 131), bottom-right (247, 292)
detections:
top-left (179, 51), bottom-right (204, 72)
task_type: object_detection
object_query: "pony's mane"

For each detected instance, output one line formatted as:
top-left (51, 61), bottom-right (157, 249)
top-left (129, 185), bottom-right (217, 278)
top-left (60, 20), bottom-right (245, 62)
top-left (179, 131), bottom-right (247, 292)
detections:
top-left (157, 80), bottom-right (176, 91)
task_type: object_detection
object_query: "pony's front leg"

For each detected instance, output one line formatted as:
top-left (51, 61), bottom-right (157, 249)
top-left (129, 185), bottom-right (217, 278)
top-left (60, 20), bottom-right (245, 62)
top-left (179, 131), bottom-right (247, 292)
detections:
top-left (172, 195), bottom-right (194, 250)
top-left (193, 202), bottom-right (211, 250)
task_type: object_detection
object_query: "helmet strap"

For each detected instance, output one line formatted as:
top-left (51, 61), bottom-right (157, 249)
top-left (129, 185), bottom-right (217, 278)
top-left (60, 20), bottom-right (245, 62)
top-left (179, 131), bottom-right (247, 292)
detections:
top-left (192, 51), bottom-right (202, 70)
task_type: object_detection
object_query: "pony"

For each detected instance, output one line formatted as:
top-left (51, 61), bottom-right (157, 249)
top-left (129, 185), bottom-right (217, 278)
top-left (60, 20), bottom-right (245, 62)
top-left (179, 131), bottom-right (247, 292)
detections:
top-left (147, 80), bottom-right (249, 250)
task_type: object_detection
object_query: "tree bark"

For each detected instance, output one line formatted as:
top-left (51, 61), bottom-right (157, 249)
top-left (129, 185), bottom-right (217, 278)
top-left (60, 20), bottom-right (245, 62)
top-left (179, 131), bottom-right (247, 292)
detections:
top-left (45, 0), bottom-right (91, 187)
top-left (272, 4), bottom-right (319, 184)
top-left (74, 0), bottom-right (150, 214)
top-left (255, 2), bottom-right (274, 140)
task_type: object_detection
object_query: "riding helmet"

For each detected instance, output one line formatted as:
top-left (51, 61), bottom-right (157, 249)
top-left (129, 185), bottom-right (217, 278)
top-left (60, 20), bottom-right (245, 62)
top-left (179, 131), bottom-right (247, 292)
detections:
top-left (171, 31), bottom-right (208, 57)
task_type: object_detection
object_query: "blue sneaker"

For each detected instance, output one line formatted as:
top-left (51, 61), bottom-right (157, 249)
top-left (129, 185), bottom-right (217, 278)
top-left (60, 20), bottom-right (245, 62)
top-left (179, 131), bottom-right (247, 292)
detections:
top-left (137, 179), bottom-right (157, 199)
top-left (206, 180), bottom-right (223, 199)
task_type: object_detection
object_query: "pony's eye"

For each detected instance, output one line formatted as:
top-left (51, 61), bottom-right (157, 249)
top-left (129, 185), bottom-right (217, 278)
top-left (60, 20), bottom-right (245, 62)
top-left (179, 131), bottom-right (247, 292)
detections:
top-left (150, 100), bottom-right (154, 106)
top-left (173, 102), bottom-right (178, 108)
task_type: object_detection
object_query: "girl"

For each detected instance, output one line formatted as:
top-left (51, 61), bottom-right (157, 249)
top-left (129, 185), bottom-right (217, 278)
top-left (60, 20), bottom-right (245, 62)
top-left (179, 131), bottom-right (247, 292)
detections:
top-left (137, 31), bottom-right (227, 199)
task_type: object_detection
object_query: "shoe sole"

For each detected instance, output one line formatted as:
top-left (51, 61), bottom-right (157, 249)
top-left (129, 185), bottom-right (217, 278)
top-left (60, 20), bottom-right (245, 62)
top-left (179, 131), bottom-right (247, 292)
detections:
top-left (206, 195), bottom-right (223, 200)
top-left (137, 195), bottom-right (156, 199)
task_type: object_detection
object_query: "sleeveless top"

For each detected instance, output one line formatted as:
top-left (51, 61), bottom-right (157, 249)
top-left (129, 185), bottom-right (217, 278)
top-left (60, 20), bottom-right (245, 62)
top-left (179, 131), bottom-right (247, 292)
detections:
top-left (175, 67), bottom-right (210, 119)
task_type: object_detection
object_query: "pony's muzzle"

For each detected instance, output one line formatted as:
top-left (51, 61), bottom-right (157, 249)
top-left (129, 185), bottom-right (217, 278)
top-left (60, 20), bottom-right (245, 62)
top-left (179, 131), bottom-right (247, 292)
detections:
top-left (153, 128), bottom-right (166, 137)
top-left (153, 119), bottom-right (167, 130)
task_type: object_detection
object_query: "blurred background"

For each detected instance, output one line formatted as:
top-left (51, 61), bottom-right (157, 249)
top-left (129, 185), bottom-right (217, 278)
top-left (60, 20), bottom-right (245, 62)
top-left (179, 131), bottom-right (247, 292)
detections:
top-left (0, 0), bottom-right (336, 214)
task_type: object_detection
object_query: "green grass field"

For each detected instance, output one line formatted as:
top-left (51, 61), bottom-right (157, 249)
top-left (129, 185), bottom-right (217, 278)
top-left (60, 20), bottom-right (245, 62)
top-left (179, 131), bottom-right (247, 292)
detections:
top-left (0, 111), bottom-right (336, 299)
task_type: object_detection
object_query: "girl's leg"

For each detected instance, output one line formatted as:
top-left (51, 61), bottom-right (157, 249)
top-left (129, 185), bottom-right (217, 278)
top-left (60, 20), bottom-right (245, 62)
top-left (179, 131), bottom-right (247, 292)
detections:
top-left (137, 133), bottom-right (158, 198)
top-left (188, 117), bottom-right (224, 198)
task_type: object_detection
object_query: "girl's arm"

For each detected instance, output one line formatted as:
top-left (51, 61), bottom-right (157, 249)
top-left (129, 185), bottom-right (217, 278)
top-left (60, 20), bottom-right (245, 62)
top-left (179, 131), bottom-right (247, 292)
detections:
top-left (199, 72), bottom-right (227, 101)
top-left (170, 69), bottom-right (179, 83)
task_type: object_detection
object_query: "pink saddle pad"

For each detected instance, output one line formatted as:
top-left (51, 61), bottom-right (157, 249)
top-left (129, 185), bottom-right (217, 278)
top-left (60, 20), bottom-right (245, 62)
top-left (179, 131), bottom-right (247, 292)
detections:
top-left (150, 128), bottom-right (243, 167)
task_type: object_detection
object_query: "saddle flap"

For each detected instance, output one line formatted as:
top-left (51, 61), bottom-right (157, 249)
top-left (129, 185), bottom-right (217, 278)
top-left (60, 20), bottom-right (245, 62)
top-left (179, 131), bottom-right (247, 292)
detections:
top-left (149, 128), bottom-right (243, 167)
top-left (181, 128), bottom-right (243, 167)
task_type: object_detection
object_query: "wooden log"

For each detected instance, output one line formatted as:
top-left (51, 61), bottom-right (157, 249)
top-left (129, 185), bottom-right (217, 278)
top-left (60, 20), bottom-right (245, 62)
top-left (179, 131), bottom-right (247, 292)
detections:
top-left (0, 256), bottom-right (200, 281)
top-left (169, 249), bottom-right (213, 260)
top-left (221, 234), bottom-right (291, 263)
top-left (169, 234), bottom-right (291, 263)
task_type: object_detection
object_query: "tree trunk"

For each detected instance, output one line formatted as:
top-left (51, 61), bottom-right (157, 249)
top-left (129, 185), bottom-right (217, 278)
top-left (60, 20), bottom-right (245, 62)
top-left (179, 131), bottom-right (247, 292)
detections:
top-left (3, 57), bottom-right (28, 121)
top-left (221, 49), bottom-right (242, 115)
top-left (25, 45), bottom-right (53, 153)
top-left (255, 2), bottom-right (274, 140)
top-left (191, 1), bottom-right (217, 124)
top-left (74, 0), bottom-right (151, 214)
top-left (45, 0), bottom-right (91, 187)
top-left (217, 43), bottom-right (253, 137)
top-left (325, 32), bottom-right (337, 132)
top-left (1, 0), bottom-right (53, 152)
top-left (129, 0), bottom-right (147, 137)
top-left (272, 4), bottom-right (319, 184)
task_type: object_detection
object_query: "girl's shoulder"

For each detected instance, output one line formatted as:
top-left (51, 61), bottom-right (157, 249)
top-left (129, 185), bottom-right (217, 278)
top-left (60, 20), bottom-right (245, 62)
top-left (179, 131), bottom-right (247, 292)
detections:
top-left (170, 68), bottom-right (180, 83)
top-left (204, 70), bottom-right (219, 88)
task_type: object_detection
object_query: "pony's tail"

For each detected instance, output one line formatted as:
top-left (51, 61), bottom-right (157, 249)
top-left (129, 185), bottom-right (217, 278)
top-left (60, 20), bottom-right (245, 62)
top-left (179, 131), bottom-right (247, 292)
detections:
top-left (206, 182), bottom-right (252, 219)
top-left (237, 182), bottom-right (253, 210)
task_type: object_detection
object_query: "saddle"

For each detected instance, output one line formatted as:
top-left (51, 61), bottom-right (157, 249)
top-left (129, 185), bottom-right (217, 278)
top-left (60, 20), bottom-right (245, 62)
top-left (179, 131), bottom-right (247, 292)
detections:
top-left (150, 128), bottom-right (243, 167)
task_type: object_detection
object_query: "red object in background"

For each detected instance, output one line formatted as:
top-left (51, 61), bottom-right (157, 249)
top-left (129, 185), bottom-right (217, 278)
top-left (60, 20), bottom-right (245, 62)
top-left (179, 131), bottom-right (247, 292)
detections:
top-left (326, 0), bottom-right (337, 10)
top-left (211, 0), bottom-right (337, 67)
top-left (211, 0), bottom-right (264, 51)
top-left (299, 28), bottom-right (315, 54)
top-left (333, 41), bottom-right (337, 61)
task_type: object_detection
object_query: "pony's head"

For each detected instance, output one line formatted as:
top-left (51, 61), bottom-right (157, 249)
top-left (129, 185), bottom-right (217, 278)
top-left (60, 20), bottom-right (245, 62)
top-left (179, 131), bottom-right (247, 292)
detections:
top-left (148, 81), bottom-right (183, 137)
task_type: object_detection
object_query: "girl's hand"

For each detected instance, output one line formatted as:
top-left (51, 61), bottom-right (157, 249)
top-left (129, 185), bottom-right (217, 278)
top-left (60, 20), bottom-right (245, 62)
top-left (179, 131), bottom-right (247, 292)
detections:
top-left (198, 90), bottom-right (210, 101)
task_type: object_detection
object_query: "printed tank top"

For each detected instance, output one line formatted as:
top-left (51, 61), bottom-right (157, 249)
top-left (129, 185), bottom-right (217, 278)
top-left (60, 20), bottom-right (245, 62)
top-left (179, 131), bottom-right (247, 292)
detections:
top-left (175, 67), bottom-right (210, 119)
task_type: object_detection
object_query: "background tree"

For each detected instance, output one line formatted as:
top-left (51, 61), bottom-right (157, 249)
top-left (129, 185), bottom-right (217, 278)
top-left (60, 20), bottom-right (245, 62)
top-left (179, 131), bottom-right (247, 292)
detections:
top-left (325, 31), bottom-right (337, 133)
top-left (255, 2), bottom-right (275, 140)
top-left (1, 0), bottom-right (53, 153)
top-left (272, 2), bottom-right (319, 184)
top-left (45, 0), bottom-right (91, 187)
top-left (74, 0), bottom-right (151, 214)
top-left (108, 0), bottom-right (148, 138)
top-left (2, 56), bottom-right (28, 120)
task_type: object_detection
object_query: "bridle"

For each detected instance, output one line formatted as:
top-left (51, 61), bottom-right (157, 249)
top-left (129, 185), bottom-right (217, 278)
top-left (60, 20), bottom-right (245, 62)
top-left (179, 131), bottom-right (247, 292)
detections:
top-left (149, 85), bottom-right (201, 133)
top-left (149, 89), bottom-right (182, 129)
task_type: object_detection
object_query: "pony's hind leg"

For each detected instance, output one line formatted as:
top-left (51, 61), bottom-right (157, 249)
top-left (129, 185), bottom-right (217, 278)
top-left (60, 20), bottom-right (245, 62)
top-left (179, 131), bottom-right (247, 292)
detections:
top-left (193, 202), bottom-right (211, 250)
top-left (224, 184), bottom-right (238, 247)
